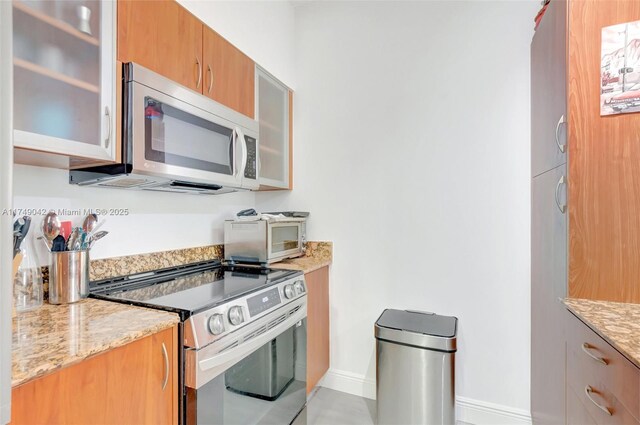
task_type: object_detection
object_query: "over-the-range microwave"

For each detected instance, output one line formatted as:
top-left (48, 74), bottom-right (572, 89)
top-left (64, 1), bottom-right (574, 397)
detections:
top-left (70, 63), bottom-right (259, 194)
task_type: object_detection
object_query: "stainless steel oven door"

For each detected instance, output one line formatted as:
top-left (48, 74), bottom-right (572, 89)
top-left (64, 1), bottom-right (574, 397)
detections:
top-left (267, 222), bottom-right (303, 262)
top-left (185, 299), bottom-right (307, 425)
top-left (125, 64), bottom-right (259, 189)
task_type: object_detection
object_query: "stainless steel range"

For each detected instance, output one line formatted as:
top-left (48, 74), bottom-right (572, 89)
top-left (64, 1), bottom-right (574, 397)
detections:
top-left (90, 261), bottom-right (307, 425)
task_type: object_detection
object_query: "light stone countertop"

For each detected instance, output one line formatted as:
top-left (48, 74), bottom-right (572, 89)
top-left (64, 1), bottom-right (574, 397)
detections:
top-left (12, 298), bottom-right (179, 387)
top-left (563, 298), bottom-right (640, 369)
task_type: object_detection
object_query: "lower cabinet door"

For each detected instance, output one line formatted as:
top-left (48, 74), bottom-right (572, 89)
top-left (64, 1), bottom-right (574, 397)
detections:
top-left (531, 164), bottom-right (567, 424)
top-left (306, 266), bottom-right (330, 394)
top-left (11, 326), bottom-right (177, 424)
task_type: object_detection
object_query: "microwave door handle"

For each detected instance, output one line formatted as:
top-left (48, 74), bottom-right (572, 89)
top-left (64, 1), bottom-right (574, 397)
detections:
top-left (235, 127), bottom-right (248, 178)
top-left (231, 129), bottom-right (237, 176)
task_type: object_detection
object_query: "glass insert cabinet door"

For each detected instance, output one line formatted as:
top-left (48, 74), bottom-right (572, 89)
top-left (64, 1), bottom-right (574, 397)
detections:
top-left (12, 0), bottom-right (116, 161)
top-left (255, 66), bottom-right (290, 189)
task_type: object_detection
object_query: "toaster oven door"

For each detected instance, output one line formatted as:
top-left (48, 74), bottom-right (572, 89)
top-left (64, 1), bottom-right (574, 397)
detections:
top-left (268, 222), bottom-right (303, 261)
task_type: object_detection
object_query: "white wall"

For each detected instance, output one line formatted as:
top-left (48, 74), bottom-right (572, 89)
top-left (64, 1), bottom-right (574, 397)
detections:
top-left (256, 0), bottom-right (538, 416)
top-left (177, 0), bottom-right (296, 88)
top-left (13, 165), bottom-right (255, 262)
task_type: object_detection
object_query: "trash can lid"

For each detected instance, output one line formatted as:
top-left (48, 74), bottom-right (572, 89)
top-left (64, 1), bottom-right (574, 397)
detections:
top-left (375, 309), bottom-right (457, 352)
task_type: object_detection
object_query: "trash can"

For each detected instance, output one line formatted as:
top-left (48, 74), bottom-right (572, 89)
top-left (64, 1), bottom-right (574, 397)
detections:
top-left (375, 309), bottom-right (458, 425)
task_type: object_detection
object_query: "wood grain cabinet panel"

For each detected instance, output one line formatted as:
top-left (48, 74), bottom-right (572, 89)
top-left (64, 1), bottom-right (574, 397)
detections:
top-left (203, 27), bottom-right (255, 118)
top-left (118, 0), bottom-right (203, 92)
top-left (568, 0), bottom-right (640, 303)
top-left (11, 326), bottom-right (178, 425)
top-left (306, 266), bottom-right (330, 394)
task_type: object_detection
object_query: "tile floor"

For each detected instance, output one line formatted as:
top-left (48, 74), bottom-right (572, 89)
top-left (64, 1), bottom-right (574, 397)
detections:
top-left (297, 387), bottom-right (472, 425)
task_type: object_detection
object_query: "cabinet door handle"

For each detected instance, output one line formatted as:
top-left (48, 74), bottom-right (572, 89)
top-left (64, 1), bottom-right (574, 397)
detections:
top-left (555, 114), bottom-right (567, 153)
top-left (555, 175), bottom-right (567, 214)
top-left (104, 106), bottom-right (111, 149)
top-left (581, 343), bottom-right (608, 365)
top-left (585, 385), bottom-right (612, 416)
top-left (195, 57), bottom-right (202, 89)
top-left (207, 65), bottom-right (213, 94)
top-left (161, 342), bottom-right (169, 391)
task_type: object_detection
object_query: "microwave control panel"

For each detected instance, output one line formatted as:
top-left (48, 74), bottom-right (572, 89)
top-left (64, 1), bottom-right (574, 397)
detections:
top-left (244, 136), bottom-right (257, 180)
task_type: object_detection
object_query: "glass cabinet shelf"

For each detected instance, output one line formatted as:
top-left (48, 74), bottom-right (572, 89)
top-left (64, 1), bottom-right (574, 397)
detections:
top-left (13, 1), bottom-right (100, 46)
top-left (12, 0), bottom-right (116, 163)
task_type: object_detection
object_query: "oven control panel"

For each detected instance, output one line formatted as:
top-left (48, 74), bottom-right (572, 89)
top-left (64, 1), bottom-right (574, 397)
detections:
top-left (247, 287), bottom-right (282, 317)
top-left (184, 274), bottom-right (306, 349)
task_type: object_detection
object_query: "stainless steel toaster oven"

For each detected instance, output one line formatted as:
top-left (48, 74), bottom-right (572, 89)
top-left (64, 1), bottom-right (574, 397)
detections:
top-left (224, 218), bottom-right (306, 265)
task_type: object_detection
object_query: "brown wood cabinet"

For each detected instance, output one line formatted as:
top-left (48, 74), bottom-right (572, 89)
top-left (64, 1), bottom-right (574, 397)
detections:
top-left (11, 326), bottom-right (178, 425)
top-left (118, 0), bottom-right (255, 118)
top-left (118, 0), bottom-right (203, 92)
top-left (306, 266), bottom-right (330, 394)
top-left (203, 27), bottom-right (255, 118)
top-left (568, 0), bottom-right (640, 303)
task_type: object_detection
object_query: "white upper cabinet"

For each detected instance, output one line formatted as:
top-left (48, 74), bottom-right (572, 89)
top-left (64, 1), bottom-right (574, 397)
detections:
top-left (256, 66), bottom-right (291, 189)
top-left (12, 0), bottom-right (116, 163)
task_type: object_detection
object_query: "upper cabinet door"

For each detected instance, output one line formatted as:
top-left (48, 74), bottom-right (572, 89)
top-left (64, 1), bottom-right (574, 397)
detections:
top-left (202, 27), bottom-right (255, 118)
top-left (118, 0), bottom-right (203, 93)
top-left (531, 0), bottom-right (567, 177)
top-left (256, 67), bottom-right (291, 189)
top-left (13, 0), bottom-right (116, 162)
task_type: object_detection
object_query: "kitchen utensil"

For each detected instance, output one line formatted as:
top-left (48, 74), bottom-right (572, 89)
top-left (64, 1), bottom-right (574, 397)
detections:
top-left (81, 213), bottom-right (98, 234)
top-left (49, 250), bottom-right (89, 304)
top-left (42, 211), bottom-right (61, 248)
top-left (86, 218), bottom-right (106, 239)
top-left (60, 220), bottom-right (72, 240)
top-left (66, 227), bottom-right (83, 251)
top-left (52, 235), bottom-right (67, 252)
top-left (87, 230), bottom-right (108, 249)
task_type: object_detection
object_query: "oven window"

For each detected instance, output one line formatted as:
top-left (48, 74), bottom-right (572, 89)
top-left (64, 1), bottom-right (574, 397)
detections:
top-left (144, 97), bottom-right (233, 175)
top-left (271, 226), bottom-right (299, 254)
top-left (193, 319), bottom-right (307, 425)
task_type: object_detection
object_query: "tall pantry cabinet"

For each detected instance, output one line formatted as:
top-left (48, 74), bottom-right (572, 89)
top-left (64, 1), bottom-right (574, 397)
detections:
top-left (530, 0), bottom-right (568, 423)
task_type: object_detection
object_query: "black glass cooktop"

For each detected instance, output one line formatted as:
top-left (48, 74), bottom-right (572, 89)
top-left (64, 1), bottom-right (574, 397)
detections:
top-left (90, 261), bottom-right (300, 319)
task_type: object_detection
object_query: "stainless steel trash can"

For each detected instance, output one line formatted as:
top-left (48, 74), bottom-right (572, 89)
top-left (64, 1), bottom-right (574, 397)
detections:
top-left (375, 309), bottom-right (457, 425)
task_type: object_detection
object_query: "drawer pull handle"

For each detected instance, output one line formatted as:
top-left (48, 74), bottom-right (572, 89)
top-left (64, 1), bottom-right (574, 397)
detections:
top-left (585, 385), bottom-right (612, 416)
top-left (582, 343), bottom-right (608, 365)
top-left (555, 114), bottom-right (567, 153)
top-left (161, 342), bottom-right (169, 391)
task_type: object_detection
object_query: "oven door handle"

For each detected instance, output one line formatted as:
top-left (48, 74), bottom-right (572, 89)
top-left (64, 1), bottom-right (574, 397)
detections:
top-left (198, 304), bottom-right (306, 373)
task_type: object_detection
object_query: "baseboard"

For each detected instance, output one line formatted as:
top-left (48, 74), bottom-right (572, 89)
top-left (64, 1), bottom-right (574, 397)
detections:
top-left (320, 368), bottom-right (376, 400)
top-left (320, 368), bottom-right (532, 425)
top-left (456, 396), bottom-right (532, 425)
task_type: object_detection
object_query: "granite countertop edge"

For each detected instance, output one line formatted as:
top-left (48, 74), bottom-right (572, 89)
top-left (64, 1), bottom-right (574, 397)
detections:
top-left (12, 299), bottom-right (180, 388)
top-left (563, 297), bottom-right (640, 369)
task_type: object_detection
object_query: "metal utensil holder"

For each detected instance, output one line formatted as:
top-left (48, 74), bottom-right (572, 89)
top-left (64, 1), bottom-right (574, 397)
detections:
top-left (49, 250), bottom-right (89, 304)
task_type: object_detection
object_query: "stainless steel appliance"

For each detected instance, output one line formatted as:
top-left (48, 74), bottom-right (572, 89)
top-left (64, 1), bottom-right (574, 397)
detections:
top-left (375, 309), bottom-right (458, 425)
top-left (70, 63), bottom-right (259, 195)
top-left (91, 261), bottom-right (307, 425)
top-left (224, 218), bottom-right (307, 266)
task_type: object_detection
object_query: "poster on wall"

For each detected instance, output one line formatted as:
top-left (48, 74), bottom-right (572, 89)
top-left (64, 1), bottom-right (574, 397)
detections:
top-left (601, 20), bottom-right (640, 116)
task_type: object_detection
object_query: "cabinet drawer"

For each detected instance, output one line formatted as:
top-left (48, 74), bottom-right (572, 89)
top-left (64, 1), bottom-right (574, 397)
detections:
top-left (568, 384), bottom-right (598, 425)
top-left (566, 310), bottom-right (640, 424)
